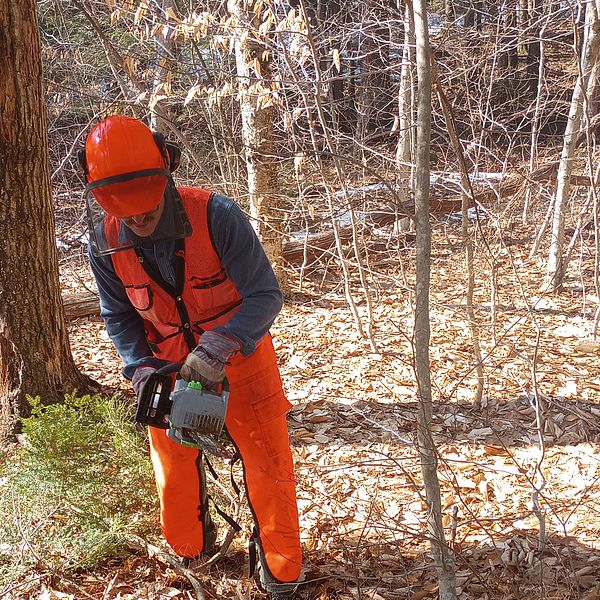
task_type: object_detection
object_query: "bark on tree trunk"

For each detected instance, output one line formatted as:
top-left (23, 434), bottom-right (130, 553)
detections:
top-left (230, 0), bottom-right (286, 289)
top-left (412, 0), bottom-right (457, 597)
top-left (0, 1), bottom-right (86, 439)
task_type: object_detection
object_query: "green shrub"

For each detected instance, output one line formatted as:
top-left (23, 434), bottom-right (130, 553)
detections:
top-left (0, 392), bottom-right (159, 585)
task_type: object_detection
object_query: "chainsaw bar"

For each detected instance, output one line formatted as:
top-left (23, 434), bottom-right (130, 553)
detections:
top-left (187, 428), bottom-right (235, 459)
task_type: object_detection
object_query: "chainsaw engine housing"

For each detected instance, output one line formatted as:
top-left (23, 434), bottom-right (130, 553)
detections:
top-left (135, 363), bottom-right (232, 457)
top-left (167, 379), bottom-right (229, 450)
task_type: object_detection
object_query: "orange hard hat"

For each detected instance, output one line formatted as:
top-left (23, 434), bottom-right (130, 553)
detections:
top-left (85, 116), bottom-right (168, 217)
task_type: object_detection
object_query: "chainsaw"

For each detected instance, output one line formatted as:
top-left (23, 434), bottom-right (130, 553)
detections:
top-left (135, 362), bottom-right (233, 458)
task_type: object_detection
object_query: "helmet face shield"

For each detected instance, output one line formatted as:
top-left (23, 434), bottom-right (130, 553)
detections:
top-left (87, 168), bottom-right (168, 217)
top-left (86, 175), bottom-right (192, 257)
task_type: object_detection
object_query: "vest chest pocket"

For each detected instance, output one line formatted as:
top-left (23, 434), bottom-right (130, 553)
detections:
top-left (124, 284), bottom-right (154, 311)
top-left (125, 284), bottom-right (188, 334)
top-left (190, 271), bottom-right (240, 312)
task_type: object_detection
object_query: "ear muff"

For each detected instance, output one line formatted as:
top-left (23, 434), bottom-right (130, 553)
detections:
top-left (165, 142), bottom-right (181, 173)
top-left (152, 131), bottom-right (167, 156)
top-left (152, 131), bottom-right (181, 173)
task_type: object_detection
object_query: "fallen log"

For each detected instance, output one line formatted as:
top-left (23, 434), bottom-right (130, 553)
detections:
top-left (282, 206), bottom-right (405, 264)
top-left (286, 163), bottom-right (594, 264)
top-left (63, 292), bottom-right (100, 320)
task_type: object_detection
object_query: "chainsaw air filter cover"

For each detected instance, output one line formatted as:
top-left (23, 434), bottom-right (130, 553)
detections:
top-left (169, 379), bottom-right (228, 435)
top-left (166, 379), bottom-right (233, 457)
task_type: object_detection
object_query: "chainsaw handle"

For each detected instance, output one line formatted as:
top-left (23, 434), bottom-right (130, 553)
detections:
top-left (155, 362), bottom-right (183, 376)
top-left (156, 361), bottom-right (230, 392)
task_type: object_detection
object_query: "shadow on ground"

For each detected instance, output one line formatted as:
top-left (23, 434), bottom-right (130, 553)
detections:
top-left (287, 394), bottom-right (600, 450)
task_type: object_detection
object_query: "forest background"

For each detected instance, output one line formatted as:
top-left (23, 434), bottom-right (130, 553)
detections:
top-left (2, 0), bottom-right (600, 598)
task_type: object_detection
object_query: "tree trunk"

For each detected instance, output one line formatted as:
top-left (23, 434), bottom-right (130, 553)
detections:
top-left (229, 0), bottom-right (286, 288)
top-left (527, 0), bottom-right (542, 92)
top-left (544, 2), bottom-right (600, 290)
top-left (396, 2), bottom-right (415, 217)
top-left (462, 0), bottom-right (475, 27)
top-left (589, 59), bottom-right (600, 120)
top-left (499, 3), bottom-right (518, 73)
top-left (412, 0), bottom-right (457, 597)
top-left (519, 0), bottom-right (528, 55)
top-left (354, 22), bottom-right (391, 142)
top-left (0, 1), bottom-right (86, 439)
top-left (523, 16), bottom-right (547, 222)
top-left (317, 0), bottom-right (344, 133)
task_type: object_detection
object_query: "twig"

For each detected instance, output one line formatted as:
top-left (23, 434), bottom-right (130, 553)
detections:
top-left (102, 572), bottom-right (119, 600)
top-left (125, 534), bottom-right (206, 600)
top-left (201, 525), bottom-right (239, 570)
top-left (0, 574), bottom-right (47, 598)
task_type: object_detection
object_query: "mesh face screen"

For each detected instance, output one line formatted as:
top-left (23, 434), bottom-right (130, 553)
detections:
top-left (86, 179), bottom-right (191, 257)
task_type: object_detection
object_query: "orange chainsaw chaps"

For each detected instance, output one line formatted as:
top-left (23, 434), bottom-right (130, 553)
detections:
top-left (147, 427), bottom-right (207, 558)
top-left (227, 399), bottom-right (302, 582)
top-left (226, 336), bottom-right (302, 583)
top-left (145, 336), bottom-right (302, 582)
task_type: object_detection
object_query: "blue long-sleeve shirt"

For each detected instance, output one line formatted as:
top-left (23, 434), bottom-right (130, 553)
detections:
top-left (89, 192), bottom-right (283, 380)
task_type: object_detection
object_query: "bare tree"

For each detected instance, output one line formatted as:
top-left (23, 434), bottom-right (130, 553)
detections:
top-left (411, 0), bottom-right (457, 597)
top-left (544, 0), bottom-right (600, 290)
top-left (396, 1), bottom-right (415, 217)
top-left (0, 0), bottom-right (86, 439)
top-left (228, 0), bottom-right (286, 286)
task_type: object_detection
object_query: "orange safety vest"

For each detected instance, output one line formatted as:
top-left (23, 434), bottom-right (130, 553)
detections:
top-left (107, 187), bottom-right (243, 361)
top-left (105, 188), bottom-right (302, 583)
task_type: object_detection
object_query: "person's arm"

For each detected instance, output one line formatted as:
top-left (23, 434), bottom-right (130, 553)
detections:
top-left (88, 246), bottom-right (165, 379)
top-left (208, 194), bottom-right (283, 356)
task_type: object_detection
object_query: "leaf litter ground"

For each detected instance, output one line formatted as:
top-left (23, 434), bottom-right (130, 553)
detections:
top-left (12, 216), bottom-right (600, 600)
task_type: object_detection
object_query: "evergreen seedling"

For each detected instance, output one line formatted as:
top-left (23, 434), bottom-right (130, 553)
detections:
top-left (0, 392), bottom-right (158, 586)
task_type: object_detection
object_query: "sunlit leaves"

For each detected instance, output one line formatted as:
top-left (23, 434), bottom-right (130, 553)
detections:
top-left (183, 84), bottom-right (202, 107)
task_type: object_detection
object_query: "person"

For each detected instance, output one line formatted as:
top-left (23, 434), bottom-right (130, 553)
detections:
top-left (80, 115), bottom-right (302, 597)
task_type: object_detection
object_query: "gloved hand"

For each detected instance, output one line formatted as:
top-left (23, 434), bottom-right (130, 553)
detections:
top-left (131, 365), bottom-right (158, 399)
top-left (179, 331), bottom-right (240, 390)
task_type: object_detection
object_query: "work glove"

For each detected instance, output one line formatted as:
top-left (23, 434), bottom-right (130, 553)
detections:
top-left (179, 331), bottom-right (240, 391)
top-left (132, 365), bottom-right (158, 399)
